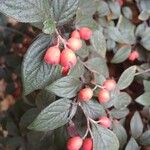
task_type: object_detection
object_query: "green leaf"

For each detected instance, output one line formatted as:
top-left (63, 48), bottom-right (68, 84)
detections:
top-left (130, 111), bottom-right (143, 139)
top-left (0, 0), bottom-right (51, 23)
top-left (81, 100), bottom-right (106, 119)
top-left (110, 108), bottom-right (129, 119)
top-left (125, 138), bottom-right (140, 150)
top-left (69, 60), bottom-right (85, 78)
top-left (28, 98), bottom-right (77, 131)
top-left (85, 57), bottom-right (109, 77)
top-left (135, 92), bottom-right (150, 106)
top-left (52, 0), bottom-right (79, 25)
top-left (92, 123), bottom-right (119, 150)
top-left (122, 7), bottom-right (132, 20)
top-left (96, 1), bottom-right (110, 17)
top-left (113, 92), bottom-right (131, 109)
top-left (108, 27), bottom-right (125, 43)
top-left (112, 121), bottom-right (127, 149)
top-left (22, 34), bottom-right (61, 95)
top-left (46, 76), bottom-right (82, 98)
top-left (139, 11), bottom-right (150, 21)
top-left (35, 90), bottom-right (56, 110)
top-left (139, 130), bottom-right (150, 146)
top-left (19, 108), bottom-right (39, 130)
top-left (143, 80), bottom-right (150, 91)
top-left (111, 46), bottom-right (131, 64)
top-left (117, 66), bottom-right (136, 90)
top-left (42, 18), bottom-right (56, 34)
top-left (90, 28), bottom-right (106, 58)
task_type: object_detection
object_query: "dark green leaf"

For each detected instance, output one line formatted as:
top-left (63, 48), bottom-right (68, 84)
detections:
top-left (46, 76), bottom-right (82, 98)
top-left (130, 111), bottom-right (143, 139)
top-left (42, 18), bottom-right (56, 34)
top-left (0, 0), bottom-right (51, 23)
top-left (112, 121), bottom-right (127, 149)
top-left (90, 28), bottom-right (106, 58)
top-left (35, 90), bottom-right (56, 110)
top-left (108, 27), bottom-right (125, 43)
top-left (81, 100), bottom-right (106, 119)
top-left (125, 138), bottom-right (140, 150)
top-left (28, 98), bottom-right (77, 131)
top-left (69, 60), bottom-right (85, 78)
top-left (117, 66), bottom-right (136, 90)
top-left (85, 57), bottom-right (109, 77)
top-left (135, 92), bottom-right (150, 106)
top-left (139, 130), bottom-right (150, 146)
top-left (92, 123), bottom-right (119, 150)
top-left (143, 80), bottom-right (150, 91)
top-left (22, 34), bottom-right (61, 95)
top-left (113, 92), bottom-right (131, 109)
top-left (111, 46), bottom-right (131, 64)
top-left (52, 0), bottom-right (79, 25)
top-left (19, 108), bottom-right (39, 130)
top-left (110, 108), bottom-right (129, 119)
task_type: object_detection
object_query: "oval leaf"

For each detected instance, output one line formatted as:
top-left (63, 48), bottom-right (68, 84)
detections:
top-left (0, 0), bottom-right (51, 23)
top-left (81, 100), bottom-right (106, 119)
top-left (125, 138), bottom-right (140, 150)
top-left (52, 0), bottom-right (79, 25)
top-left (46, 76), bottom-right (82, 98)
top-left (136, 92), bottom-right (150, 106)
top-left (117, 66), bottom-right (136, 90)
top-left (28, 98), bottom-right (76, 131)
top-left (92, 123), bottom-right (119, 150)
top-left (130, 111), bottom-right (143, 139)
top-left (22, 34), bottom-right (61, 95)
top-left (111, 46), bottom-right (131, 64)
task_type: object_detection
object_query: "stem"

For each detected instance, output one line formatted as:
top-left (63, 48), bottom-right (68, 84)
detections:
top-left (116, 15), bottom-right (123, 28)
top-left (135, 68), bottom-right (150, 76)
top-left (55, 28), bottom-right (67, 48)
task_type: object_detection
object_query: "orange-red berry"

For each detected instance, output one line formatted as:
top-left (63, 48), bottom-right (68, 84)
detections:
top-left (79, 27), bottom-right (92, 40)
top-left (99, 116), bottom-right (111, 128)
top-left (79, 88), bottom-right (93, 101)
top-left (117, 0), bottom-right (124, 6)
top-left (67, 136), bottom-right (83, 150)
top-left (83, 138), bottom-right (93, 150)
top-left (67, 37), bottom-right (82, 51)
top-left (98, 89), bottom-right (110, 103)
top-left (71, 30), bottom-right (80, 39)
top-left (60, 49), bottom-right (77, 68)
top-left (128, 51), bottom-right (139, 61)
top-left (44, 46), bottom-right (60, 65)
top-left (62, 66), bottom-right (70, 76)
top-left (103, 79), bottom-right (116, 91)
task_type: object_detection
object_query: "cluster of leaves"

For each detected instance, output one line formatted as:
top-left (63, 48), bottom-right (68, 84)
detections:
top-left (0, 0), bottom-right (150, 150)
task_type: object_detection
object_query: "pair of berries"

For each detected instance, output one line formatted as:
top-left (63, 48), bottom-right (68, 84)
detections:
top-left (67, 137), bottom-right (92, 150)
top-left (78, 79), bottom-right (116, 103)
top-left (98, 79), bottom-right (116, 103)
top-left (128, 50), bottom-right (139, 61)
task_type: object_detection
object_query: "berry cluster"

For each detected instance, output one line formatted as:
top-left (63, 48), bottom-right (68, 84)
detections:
top-left (67, 137), bottom-right (93, 150)
top-left (44, 27), bottom-right (92, 75)
top-left (128, 50), bottom-right (139, 61)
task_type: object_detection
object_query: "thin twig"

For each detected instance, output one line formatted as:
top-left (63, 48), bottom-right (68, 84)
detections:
top-left (135, 68), bottom-right (150, 76)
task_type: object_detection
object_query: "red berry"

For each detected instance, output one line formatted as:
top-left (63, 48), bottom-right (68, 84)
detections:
top-left (103, 79), bottom-right (116, 91)
top-left (79, 88), bottom-right (93, 101)
top-left (128, 51), bottom-right (139, 61)
top-left (79, 27), bottom-right (92, 40)
top-left (67, 136), bottom-right (83, 150)
top-left (60, 49), bottom-right (77, 68)
top-left (83, 138), bottom-right (93, 150)
top-left (44, 46), bottom-right (60, 65)
top-left (98, 89), bottom-right (110, 103)
top-left (67, 37), bottom-right (82, 51)
top-left (117, 0), bottom-right (124, 6)
top-left (62, 66), bottom-right (70, 76)
top-left (99, 116), bottom-right (111, 128)
top-left (71, 30), bottom-right (80, 39)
